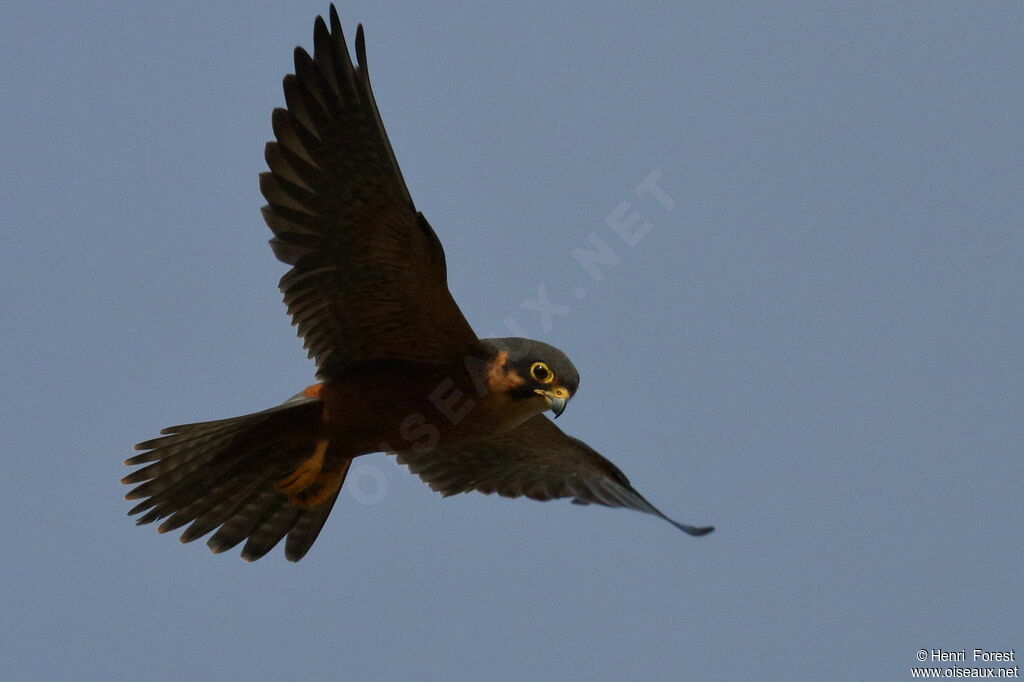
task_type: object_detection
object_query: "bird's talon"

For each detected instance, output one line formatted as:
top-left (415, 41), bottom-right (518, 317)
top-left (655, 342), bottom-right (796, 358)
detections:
top-left (276, 438), bottom-right (329, 495)
top-left (288, 466), bottom-right (346, 509)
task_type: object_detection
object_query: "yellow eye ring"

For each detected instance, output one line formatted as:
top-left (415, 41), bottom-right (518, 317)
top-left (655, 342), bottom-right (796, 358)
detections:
top-left (529, 361), bottom-right (554, 384)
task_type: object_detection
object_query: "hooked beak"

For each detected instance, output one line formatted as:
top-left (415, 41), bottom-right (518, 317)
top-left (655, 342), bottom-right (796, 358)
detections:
top-left (535, 388), bottom-right (570, 418)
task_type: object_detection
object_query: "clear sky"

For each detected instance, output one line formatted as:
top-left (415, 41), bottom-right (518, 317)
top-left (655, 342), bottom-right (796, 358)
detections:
top-left (2, 2), bottom-right (1021, 680)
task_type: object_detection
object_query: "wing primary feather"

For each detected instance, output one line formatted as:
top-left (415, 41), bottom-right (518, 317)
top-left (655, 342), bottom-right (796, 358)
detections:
top-left (281, 75), bottom-right (321, 139)
top-left (293, 47), bottom-right (338, 116)
top-left (271, 108), bottom-right (317, 166)
top-left (311, 16), bottom-right (341, 100)
top-left (326, 6), bottom-right (360, 103)
top-left (352, 24), bottom-right (413, 206)
top-left (265, 143), bottom-right (316, 193)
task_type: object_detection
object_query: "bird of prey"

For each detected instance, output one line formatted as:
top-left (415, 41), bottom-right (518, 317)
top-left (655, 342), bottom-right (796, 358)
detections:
top-left (122, 5), bottom-right (713, 562)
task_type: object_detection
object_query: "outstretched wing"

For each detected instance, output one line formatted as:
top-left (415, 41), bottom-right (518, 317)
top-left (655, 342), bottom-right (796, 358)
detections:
top-left (262, 6), bottom-right (478, 378)
top-left (396, 415), bottom-right (714, 536)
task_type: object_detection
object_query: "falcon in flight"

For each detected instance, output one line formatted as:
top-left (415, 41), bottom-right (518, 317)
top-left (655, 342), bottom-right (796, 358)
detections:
top-left (123, 5), bottom-right (713, 561)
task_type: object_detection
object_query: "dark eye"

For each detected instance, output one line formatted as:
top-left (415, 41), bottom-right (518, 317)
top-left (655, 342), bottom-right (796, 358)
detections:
top-left (530, 362), bottom-right (554, 383)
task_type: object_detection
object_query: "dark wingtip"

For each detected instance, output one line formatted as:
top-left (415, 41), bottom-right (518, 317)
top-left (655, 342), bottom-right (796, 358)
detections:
top-left (293, 46), bottom-right (313, 71)
top-left (313, 14), bottom-right (329, 40)
top-left (355, 24), bottom-right (366, 69)
top-left (676, 522), bottom-right (715, 537)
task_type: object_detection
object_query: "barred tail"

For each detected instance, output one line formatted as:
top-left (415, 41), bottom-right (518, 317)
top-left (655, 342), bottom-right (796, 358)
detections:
top-left (122, 395), bottom-right (346, 562)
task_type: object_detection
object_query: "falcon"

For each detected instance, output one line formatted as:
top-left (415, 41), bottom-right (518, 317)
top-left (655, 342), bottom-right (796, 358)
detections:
top-left (123, 5), bottom-right (713, 562)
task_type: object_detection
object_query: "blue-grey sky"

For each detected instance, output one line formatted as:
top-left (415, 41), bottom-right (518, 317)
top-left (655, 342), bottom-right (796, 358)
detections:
top-left (2, 2), bottom-right (1021, 680)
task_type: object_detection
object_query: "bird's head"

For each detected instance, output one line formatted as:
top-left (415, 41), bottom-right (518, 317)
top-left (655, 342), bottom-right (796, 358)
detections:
top-left (483, 337), bottom-right (579, 418)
